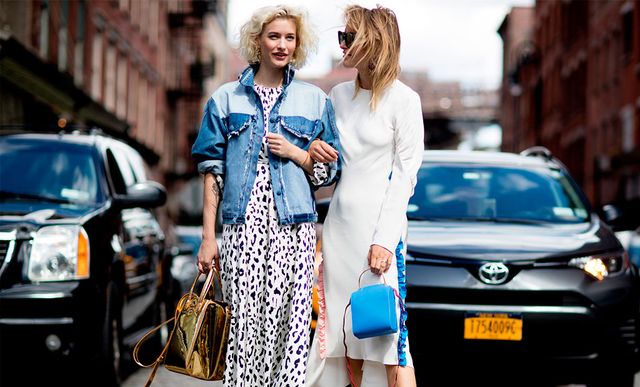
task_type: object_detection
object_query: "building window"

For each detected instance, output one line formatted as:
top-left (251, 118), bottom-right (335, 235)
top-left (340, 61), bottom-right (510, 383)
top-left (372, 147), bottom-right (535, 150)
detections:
top-left (116, 54), bottom-right (128, 119)
top-left (105, 43), bottom-right (117, 112)
top-left (563, 0), bottom-right (588, 48)
top-left (74, 1), bottom-right (86, 86)
top-left (137, 76), bottom-right (148, 142)
top-left (622, 10), bottom-right (633, 60)
top-left (58, 0), bottom-right (69, 71)
top-left (130, 0), bottom-right (140, 27)
top-left (150, 0), bottom-right (159, 46)
top-left (90, 32), bottom-right (103, 101)
top-left (128, 66), bottom-right (138, 127)
top-left (621, 105), bottom-right (635, 153)
top-left (38, 0), bottom-right (49, 58)
top-left (147, 83), bottom-right (156, 147)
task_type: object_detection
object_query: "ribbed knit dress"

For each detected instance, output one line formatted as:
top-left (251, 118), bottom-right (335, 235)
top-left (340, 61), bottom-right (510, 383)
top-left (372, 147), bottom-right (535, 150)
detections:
top-left (306, 79), bottom-right (425, 387)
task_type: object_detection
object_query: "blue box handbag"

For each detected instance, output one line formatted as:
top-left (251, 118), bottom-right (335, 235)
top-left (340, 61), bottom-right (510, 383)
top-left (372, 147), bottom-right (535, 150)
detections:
top-left (349, 270), bottom-right (400, 339)
top-left (342, 270), bottom-right (405, 387)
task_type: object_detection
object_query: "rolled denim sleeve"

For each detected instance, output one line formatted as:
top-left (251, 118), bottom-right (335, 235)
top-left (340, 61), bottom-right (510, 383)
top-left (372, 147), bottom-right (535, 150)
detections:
top-left (313, 98), bottom-right (341, 186)
top-left (191, 98), bottom-right (227, 175)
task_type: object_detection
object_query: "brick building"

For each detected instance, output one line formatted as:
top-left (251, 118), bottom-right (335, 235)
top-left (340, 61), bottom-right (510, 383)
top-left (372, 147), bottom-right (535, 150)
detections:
top-left (499, 0), bottom-right (640, 208)
top-left (0, 0), bottom-right (227, 183)
top-left (305, 59), bottom-right (498, 151)
top-left (0, 0), bottom-right (232, 227)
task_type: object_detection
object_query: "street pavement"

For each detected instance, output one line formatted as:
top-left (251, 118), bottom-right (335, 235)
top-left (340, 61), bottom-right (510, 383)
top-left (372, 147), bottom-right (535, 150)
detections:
top-left (123, 367), bottom-right (222, 386)
top-left (122, 367), bottom-right (640, 386)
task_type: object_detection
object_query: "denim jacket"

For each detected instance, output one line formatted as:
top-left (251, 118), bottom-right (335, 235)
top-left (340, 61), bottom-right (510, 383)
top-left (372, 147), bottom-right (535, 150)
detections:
top-left (192, 65), bottom-right (341, 225)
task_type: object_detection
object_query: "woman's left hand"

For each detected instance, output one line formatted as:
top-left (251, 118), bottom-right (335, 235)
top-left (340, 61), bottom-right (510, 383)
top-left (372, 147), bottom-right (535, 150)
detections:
top-left (266, 132), bottom-right (296, 159)
top-left (368, 244), bottom-right (393, 275)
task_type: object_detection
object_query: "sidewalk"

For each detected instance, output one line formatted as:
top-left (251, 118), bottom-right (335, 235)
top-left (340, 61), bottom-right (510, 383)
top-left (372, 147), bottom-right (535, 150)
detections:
top-left (122, 368), bottom-right (222, 387)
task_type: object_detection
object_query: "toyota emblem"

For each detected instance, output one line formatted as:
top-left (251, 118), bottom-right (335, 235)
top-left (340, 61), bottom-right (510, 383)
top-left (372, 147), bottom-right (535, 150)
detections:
top-left (478, 262), bottom-right (509, 284)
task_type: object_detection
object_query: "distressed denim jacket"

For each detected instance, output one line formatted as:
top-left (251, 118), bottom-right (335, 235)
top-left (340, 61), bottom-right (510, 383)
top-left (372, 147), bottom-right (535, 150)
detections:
top-left (192, 65), bottom-right (341, 225)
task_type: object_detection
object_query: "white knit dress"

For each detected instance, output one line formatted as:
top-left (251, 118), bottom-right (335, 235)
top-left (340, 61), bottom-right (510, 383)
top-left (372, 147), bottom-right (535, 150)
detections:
top-left (306, 80), bottom-right (425, 387)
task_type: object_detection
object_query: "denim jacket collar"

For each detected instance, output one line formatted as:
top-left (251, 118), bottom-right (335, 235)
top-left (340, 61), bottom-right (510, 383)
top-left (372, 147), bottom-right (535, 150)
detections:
top-left (238, 64), bottom-right (296, 89)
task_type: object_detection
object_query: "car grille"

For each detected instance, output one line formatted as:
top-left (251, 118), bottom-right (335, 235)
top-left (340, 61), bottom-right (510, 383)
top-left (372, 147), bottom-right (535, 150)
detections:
top-left (0, 237), bottom-right (16, 280)
top-left (617, 317), bottom-right (638, 355)
top-left (406, 287), bottom-right (592, 308)
top-left (0, 240), bottom-right (9, 263)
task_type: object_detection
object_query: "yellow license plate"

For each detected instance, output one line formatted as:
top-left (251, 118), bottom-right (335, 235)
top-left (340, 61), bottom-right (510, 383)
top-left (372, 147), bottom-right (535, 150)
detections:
top-left (464, 312), bottom-right (522, 341)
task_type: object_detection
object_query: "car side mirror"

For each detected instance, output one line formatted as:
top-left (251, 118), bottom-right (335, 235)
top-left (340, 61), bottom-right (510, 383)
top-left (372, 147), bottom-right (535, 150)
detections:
top-left (113, 182), bottom-right (167, 209)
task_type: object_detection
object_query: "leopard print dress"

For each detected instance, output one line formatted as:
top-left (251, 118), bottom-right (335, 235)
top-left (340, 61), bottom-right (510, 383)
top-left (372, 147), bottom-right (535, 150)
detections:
top-left (220, 84), bottom-right (328, 387)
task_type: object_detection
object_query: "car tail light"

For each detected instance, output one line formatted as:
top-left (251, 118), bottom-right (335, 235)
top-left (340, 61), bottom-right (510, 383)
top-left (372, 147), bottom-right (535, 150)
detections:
top-left (568, 252), bottom-right (627, 280)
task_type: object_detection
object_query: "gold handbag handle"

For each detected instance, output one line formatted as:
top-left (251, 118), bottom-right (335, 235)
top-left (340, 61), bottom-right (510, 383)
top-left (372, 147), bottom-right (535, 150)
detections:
top-left (197, 268), bottom-right (224, 302)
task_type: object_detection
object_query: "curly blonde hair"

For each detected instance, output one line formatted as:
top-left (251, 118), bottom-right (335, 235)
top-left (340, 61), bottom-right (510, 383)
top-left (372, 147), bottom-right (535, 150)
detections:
top-left (344, 4), bottom-right (401, 110)
top-left (239, 5), bottom-right (317, 68)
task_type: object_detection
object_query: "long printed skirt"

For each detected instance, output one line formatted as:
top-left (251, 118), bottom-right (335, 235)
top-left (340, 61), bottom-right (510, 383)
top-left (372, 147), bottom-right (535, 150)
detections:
top-left (220, 162), bottom-right (315, 387)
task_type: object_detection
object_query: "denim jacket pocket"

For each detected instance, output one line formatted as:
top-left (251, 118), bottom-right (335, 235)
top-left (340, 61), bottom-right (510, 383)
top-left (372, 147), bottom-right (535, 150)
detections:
top-left (280, 116), bottom-right (318, 149)
top-left (226, 113), bottom-right (254, 139)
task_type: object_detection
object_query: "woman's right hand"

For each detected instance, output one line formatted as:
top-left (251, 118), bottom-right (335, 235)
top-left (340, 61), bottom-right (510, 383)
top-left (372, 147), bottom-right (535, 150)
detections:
top-left (309, 140), bottom-right (339, 163)
top-left (197, 237), bottom-right (220, 274)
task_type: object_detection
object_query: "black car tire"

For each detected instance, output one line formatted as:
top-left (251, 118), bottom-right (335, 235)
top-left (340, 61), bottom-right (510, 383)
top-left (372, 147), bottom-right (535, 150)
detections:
top-left (587, 370), bottom-right (635, 387)
top-left (153, 296), bottom-right (170, 347)
top-left (100, 282), bottom-right (124, 387)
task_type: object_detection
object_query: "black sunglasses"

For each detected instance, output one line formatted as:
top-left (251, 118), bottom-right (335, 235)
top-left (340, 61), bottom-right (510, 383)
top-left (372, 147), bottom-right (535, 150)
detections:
top-left (338, 31), bottom-right (356, 48)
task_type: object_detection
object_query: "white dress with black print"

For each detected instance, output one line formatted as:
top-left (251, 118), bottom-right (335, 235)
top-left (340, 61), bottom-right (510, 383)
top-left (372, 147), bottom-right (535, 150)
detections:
top-left (219, 84), bottom-right (328, 387)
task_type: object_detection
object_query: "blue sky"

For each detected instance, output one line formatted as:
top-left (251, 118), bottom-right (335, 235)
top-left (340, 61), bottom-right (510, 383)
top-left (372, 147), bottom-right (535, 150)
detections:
top-left (227, 0), bottom-right (534, 88)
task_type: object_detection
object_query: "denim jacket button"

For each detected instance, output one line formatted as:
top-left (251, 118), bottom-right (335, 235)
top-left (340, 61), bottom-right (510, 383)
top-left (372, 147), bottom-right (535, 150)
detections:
top-left (274, 164), bottom-right (279, 170)
top-left (276, 190), bottom-right (282, 196)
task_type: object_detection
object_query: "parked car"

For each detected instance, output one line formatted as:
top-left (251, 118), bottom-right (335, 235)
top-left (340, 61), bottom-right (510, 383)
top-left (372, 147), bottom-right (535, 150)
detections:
top-left (169, 225), bottom-right (204, 294)
top-left (0, 131), bottom-right (173, 386)
top-left (401, 148), bottom-right (640, 386)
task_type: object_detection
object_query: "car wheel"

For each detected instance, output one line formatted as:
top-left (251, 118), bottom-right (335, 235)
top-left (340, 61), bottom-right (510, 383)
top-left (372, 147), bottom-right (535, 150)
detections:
top-left (100, 282), bottom-right (124, 387)
top-left (154, 297), bottom-right (170, 346)
top-left (587, 370), bottom-right (635, 387)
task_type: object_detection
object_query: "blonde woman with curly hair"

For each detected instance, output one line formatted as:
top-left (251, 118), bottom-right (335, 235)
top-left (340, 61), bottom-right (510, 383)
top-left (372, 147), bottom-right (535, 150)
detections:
top-left (191, 4), bottom-right (341, 386)
top-left (305, 4), bottom-right (423, 387)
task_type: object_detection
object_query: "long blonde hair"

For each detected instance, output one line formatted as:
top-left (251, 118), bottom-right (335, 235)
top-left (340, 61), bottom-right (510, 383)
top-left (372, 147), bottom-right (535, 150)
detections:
top-left (344, 4), bottom-right (401, 110)
top-left (239, 5), bottom-right (317, 68)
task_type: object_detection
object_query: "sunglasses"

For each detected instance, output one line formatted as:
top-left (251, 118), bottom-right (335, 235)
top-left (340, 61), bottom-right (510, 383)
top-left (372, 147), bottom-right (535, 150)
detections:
top-left (338, 31), bottom-right (356, 48)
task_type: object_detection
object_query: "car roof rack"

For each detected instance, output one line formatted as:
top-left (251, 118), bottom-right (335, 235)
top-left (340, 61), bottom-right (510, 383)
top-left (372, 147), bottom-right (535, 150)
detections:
top-left (520, 146), bottom-right (553, 160)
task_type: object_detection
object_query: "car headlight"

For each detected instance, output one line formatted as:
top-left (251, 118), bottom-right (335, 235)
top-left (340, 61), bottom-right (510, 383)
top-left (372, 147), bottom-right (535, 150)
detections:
top-left (568, 253), bottom-right (627, 280)
top-left (28, 225), bottom-right (90, 282)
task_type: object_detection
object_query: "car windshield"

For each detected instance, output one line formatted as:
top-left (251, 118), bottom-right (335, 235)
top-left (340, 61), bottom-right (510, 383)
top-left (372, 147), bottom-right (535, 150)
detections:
top-left (0, 140), bottom-right (100, 204)
top-left (408, 163), bottom-right (589, 224)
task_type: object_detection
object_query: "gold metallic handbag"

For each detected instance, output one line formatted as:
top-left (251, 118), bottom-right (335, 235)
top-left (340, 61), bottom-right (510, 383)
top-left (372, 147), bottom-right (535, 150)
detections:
top-left (133, 269), bottom-right (231, 386)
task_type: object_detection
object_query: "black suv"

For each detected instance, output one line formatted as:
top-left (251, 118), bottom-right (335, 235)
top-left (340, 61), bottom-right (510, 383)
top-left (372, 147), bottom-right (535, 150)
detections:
top-left (403, 148), bottom-right (640, 386)
top-left (0, 131), bottom-right (170, 386)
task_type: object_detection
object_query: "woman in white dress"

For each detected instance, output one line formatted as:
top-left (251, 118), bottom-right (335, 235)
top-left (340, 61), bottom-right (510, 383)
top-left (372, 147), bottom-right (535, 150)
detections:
top-left (305, 5), bottom-right (424, 387)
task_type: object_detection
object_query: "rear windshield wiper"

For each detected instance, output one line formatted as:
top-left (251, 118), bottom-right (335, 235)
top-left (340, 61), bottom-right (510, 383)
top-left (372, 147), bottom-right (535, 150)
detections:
top-left (0, 190), bottom-right (70, 204)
